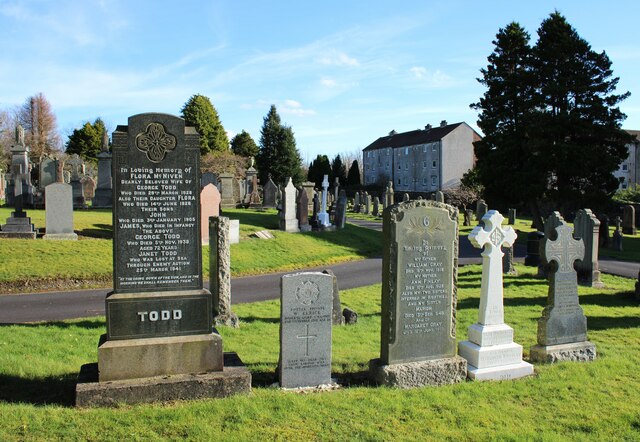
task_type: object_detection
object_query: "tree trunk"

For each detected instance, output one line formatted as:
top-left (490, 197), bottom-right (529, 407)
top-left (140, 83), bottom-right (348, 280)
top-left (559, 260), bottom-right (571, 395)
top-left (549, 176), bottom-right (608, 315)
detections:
top-left (528, 199), bottom-right (545, 231)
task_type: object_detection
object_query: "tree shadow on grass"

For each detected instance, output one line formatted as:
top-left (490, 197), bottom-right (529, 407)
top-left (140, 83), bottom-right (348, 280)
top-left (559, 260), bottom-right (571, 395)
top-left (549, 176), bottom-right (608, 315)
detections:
top-left (0, 373), bottom-right (76, 406)
top-left (457, 295), bottom-right (547, 310)
top-left (238, 316), bottom-right (280, 325)
top-left (222, 209), bottom-right (280, 231)
top-left (0, 320), bottom-right (105, 330)
top-left (77, 223), bottom-right (113, 239)
top-left (587, 315), bottom-right (640, 330)
top-left (578, 291), bottom-right (638, 308)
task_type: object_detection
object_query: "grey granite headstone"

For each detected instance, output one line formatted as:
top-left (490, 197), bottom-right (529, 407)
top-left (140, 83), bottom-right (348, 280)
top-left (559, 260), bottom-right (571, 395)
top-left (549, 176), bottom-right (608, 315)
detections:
top-left (573, 208), bottom-right (604, 288)
top-left (476, 199), bottom-right (487, 221)
top-left (623, 205), bottom-right (636, 235)
top-left (435, 190), bottom-right (444, 203)
top-left (40, 157), bottom-right (58, 190)
top-left (279, 272), bottom-right (333, 388)
top-left (531, 212), bottom-right (596, 363)
top-left (613, 217), bottom-right (623, 251)
top-left (262, 177), bottom-right (278, 209)
top-left (0, 159), bottom-right (36, 239)
top-left (502, 246), bottom-right (516, 275)
top-left (201, 172), bottom-right (217, 188)
top-left (335, 190), bottom-right (347, 229)
top-left (297, 186), bottom-right (311, 232)
top-left (598, 214), bottom-right (610, 248)
top-left (463, 209), bottom-right (472, 226)
top-left (301, 181), bottom-right (315, 213)
top-left (353, 192), bottom-right (361, 213)
top-left (384, 181), bottom-right (394, 208)
top-left (68, 154), bottom-right (86, 209)
top-left (372, 196), bottom-right (380, 217)
top-left (210, 216), bottom-right (239, 327)
top-left (369, 200), bottom-right (466, 387)
top-left (508, 208), bottom-right (516, 225)
top-left (218, 173), bottom-right (236, 208)
top-left (524, 231), bottom-right (544, 266)
top-left (362, 192), bottom-right (370, 214)
top-left (43, 183), bottom-right (77, 240)
top-left (280, 178), bottom-right (299, 232)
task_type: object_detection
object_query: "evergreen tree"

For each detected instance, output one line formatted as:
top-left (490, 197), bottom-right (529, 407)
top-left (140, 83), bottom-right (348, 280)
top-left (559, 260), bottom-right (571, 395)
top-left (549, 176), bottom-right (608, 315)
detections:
top-left (230, 130), bottom-right (259, 158)
top-left (532, 12), bottom-right (632, 210)
top-left (346, 160), bottom-right (361, 187)
top-left (180, 94), bottom-right (228, 155)
top-left (307, 154), bottom-right (331, 187)
top-left (472, 13), bottom-right (632, 225)
top-left (330, 154), bottom-right (347, 187)
top-left (256, 105), bottom-right (303, 185)
top-left (65, 118), bottom-right (107, 160)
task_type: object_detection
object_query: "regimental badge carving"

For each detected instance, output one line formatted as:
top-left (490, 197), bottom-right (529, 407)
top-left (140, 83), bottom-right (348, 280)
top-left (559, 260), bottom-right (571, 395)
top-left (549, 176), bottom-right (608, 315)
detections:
top-left (406, 214), bottom-right (444, 238)
top-left (135, 123), bottom-right (177, 162)
top-left (296, 281), bottom-right (320, 305)
top-left (490, 227), bottom-right (505, 247)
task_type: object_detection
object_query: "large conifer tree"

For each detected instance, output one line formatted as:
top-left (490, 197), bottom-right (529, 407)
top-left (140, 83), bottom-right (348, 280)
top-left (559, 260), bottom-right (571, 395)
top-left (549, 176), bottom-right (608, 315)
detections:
top-left (256, 105), bottom-right (303, 185)
top-left (181, 94), bottom-right (228, 155)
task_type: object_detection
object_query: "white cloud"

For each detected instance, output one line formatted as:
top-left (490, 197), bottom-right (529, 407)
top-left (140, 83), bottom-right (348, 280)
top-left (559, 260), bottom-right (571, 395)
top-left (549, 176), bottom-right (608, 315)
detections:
top-left (320, 78), bottom-right (337, 88)
top-left (409, 66), bottom-right (455, 88)
top-left (281, 99), bottom-right (316, 117)
top-left (317, 50), bottom-right (359, 67)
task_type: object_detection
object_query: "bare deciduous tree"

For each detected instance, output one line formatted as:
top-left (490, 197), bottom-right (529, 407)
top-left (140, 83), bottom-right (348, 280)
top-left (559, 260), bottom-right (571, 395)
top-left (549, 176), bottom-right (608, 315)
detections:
top-left (16, 92), bottom-right (61, 159)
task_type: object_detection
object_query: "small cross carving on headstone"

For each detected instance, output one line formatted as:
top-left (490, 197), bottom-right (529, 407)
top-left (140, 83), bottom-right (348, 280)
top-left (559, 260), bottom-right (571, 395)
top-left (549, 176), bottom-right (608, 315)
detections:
top-left (469, 210), bottom-right (517, 325)
top-left (296, 324), bottom-right (317, 357)
top-left (545, 224), bottom-right (585, 274)
top-left (68, 154), bottom-right (84, 180)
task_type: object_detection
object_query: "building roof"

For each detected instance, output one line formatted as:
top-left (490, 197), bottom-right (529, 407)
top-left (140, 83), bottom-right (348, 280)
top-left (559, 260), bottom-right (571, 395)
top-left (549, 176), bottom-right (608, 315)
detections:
top-left (626, 129), bottom-right (640, 141)
top-left (362, 122), bottom-right (476, 151)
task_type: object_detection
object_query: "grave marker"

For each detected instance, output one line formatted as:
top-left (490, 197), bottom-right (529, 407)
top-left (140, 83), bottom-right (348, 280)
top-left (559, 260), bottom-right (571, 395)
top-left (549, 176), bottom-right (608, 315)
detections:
top-left (43, 183), bottom-right (77, 240)
top-left (458, 210), bottom-right (534, 381)
top-left (573, 208), bottom-right (604, 288)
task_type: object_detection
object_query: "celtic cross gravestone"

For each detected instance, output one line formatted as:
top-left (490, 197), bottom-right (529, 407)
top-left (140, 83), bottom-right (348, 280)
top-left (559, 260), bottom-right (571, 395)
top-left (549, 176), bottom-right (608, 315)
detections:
top-left (458, 210), bottom-right (534, 381)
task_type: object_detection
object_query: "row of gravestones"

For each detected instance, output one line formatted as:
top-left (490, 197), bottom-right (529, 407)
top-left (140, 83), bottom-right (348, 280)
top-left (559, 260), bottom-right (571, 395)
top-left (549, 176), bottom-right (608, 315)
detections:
top-left (4, 112), bottom-right (585, 406)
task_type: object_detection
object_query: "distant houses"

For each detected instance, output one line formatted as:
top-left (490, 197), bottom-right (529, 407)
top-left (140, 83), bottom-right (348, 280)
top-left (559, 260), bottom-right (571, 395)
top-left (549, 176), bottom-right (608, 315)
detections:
top-left (615, 130), bottom-right (640, 190)
top-left (362, 120), bottom-right (480, 192)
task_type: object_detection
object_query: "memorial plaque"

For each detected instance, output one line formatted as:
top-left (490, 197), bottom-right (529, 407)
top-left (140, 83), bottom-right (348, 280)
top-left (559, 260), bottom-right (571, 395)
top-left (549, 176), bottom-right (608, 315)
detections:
top-left (280, 272), bottom-right (333, 388)
top-left (112, 113), bottom-right (202, 293)
top-left (381, 200), bottom-right (458, 364)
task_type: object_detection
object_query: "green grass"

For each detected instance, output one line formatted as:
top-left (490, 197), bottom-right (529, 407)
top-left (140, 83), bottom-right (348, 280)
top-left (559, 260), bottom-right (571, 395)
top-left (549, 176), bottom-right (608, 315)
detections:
top-left (0, 208), bottom-right (382, 292)
top-left (1, 265), bottom-right (639, 440)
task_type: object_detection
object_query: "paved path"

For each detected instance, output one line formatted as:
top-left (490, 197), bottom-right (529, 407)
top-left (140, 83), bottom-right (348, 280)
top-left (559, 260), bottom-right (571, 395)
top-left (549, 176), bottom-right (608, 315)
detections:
top-left (0, 218), bottom-right (637, 324)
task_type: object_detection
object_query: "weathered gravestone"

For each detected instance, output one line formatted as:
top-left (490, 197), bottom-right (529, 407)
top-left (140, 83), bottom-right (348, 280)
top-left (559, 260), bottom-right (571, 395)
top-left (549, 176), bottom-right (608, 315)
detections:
top-left (524, 231), bottom-right (544, 267)
top-left (502, 246), bottom-right (517, 275)
top-left (210, 216), bottom-right (239, 327)
top-left (296, 186), bottom-right (311, 232)
top-left (623, 205), bottom-right (637, 235)
top-left (613, 216), bottom-right (623, 251)
top-left (353, 192), bottom-right (361, 213)
top-left (279, 272), bottom-right (333, 388)
top-left (435, 190), bottom-right (444, 203)
top-left (598, 214), bottom-right (610, 248)
top-left (372, 196), bottom-right (380, 217)
top-left (201, 171), bottom-right (217, 188)
top-left (530, 212), bottom-right (596, 363)
top-left (279, 178), bottom-right (299, 232)
top-left (248, 174), bottom-right (261, 208)
top-left (476, 199), bottom-right (488, 222)
top-left (573, 208), bottom-right (604, 288)
top-left (200, 183), bottom-right (220, 245)
top-left (334, 190), bottom-right (347, 229)
top-left (463, 209), bottom-right (473, 227)
top-left (39, 156), bottom-right (59, 190)
top-left (93, 132), bottom-right (113, 208)
top-left (508, 208), bottom-right (516, 225)
top-left (218, 173), bottom-right (236, 208)
top-left (75, 113), bottom-right (250, 407)
top-left (362, 192), bottom-right (370, 215)
top-left (458, 210), bottom-right (534, 381)
top-left (81, 176), bottom-right (96, 201)
top-left (262, 177), bottom-right (278, 209)
top-left (43, 183), bottom-right (77, 240)
top-left (369, 200), bottom-right (467, 388)
top-left (402, 192), bottom-right (410, 202)
top-left (384, 181), bottom-right (394, 208)
top-left (68, 154), bottom-right (86, 209)
top-left (322, 269), bottom-right (345, 326)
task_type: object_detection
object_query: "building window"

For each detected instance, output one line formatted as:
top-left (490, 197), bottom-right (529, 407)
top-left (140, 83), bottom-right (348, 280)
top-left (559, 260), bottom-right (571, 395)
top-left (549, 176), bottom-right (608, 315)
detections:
top-left (405, 163), bottom-right (408, 170)
top-left (432, 144), bottom-right (437, 152)
top-left (623, 164), bottom-right (629, 171)
top-left (398, 163), bottom-right (401, 170)
top-left (423, 145), bottom-right (427, 152)
top-left (431, 176), bottom-right (437, 186)
top-left (386, 149), bottom-right (390, 156)
top-left (397, 178), bottom-right (401, 185)
top-left (432, 160), bottom-right (437, 169)
top-left (423, 177), bottom-right (427, 185)
top-left (622, 183), bottom-right (628, 189)
top-left (405, 147), bottom-right (409, 155)
top-left (423, 161), bottom-right (427, 168)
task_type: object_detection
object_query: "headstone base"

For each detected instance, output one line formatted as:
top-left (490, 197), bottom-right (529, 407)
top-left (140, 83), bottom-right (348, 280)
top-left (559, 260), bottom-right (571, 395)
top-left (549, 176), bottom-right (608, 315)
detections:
top-left (299, 224), bottom-right (312, 232)
top-left (75, 352), bottom-right (251, 407)
top-left (368, 356), bottom-right (467, 388)
top-left (279, 218), bottom-right (299, 233)
top-left (0, 231), bottom-right (37, 239)
top-left (91, 189), bottom-right (113, 208)
top-left (530, 341), bottom-right (596, 363)
top-left (466, 360), bottom-right (534, 381)
top-left (43, 233), bottom-right (78, 240)
top-left (458, 340), bottom-right (524, 368)
top-left (0, 213), bottom-right (37, 239)
top-left (98, 333), bottom-right (223, 382)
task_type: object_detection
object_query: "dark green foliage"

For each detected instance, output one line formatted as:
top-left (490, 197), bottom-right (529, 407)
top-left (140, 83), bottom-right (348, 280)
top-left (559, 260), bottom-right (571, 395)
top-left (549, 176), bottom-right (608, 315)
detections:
top-left (307, 154), bottom-right (331, 188)
top-left (230, 130), bottom-right (259, 158)
top-left (181, 94), bottom-right (229, 155)
top-left (331, 154), bottom-right (347, 187)
top-left (256, 105), bottom-right (303, 186)
top-left (347, 160), bottom-right (361, 187)
top-left (472, 13), bottom-right (632, 223)
top-left (65, 118), bottom-right (107, 160)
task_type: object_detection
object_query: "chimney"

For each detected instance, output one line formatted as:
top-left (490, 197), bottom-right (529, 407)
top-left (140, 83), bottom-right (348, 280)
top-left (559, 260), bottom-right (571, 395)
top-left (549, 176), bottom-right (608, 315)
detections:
top-left (388, 130), bottom-right (397, 136)
top-left (424, 124), bottom-right (432, 131)
top-left (440, 120), bottom-right (447, 127)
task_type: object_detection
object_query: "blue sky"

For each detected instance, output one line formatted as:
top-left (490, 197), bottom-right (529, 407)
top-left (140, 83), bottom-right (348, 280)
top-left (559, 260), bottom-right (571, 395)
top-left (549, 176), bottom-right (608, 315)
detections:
top-left (1, 0), bottom-right (639, 164)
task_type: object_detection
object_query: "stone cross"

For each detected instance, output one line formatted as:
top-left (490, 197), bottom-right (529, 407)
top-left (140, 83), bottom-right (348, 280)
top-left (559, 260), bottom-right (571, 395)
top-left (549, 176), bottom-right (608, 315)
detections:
top-left (469, 210), bottom-right (517, 325)
top-left (545, 223), bottom-right (584, 274)
top-left (68, 154), bottom-right (84, 180)
top-left (317, 174), bottom-right (330, 227)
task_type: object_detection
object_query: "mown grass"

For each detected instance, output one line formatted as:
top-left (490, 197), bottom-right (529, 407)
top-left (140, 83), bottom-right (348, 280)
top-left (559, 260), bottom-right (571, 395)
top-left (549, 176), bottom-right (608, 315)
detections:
top-left (1, 265), bottom-right (639, 440)
top-left (0, 208), bottom-right (382, 291)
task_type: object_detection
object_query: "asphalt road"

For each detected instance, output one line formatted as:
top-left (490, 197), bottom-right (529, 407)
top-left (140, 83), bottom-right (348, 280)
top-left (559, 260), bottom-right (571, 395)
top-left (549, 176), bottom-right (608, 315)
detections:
top-left (0, 217), bottom-right (637, 324)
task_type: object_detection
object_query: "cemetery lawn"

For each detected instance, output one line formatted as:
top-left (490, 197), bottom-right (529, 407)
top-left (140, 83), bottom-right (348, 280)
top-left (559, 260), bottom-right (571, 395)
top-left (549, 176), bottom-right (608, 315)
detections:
top-left (1, 265), bottom-right (639, 440)
top-left (0, 207), bottom-right (382, 293)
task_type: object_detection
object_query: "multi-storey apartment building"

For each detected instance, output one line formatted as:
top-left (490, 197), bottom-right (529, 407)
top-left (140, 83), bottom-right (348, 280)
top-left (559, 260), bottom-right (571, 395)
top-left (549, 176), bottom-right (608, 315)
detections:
top-left (362, 121), bottom-right (480, 192)
top-left (614, 130), bottom-right (640, 190)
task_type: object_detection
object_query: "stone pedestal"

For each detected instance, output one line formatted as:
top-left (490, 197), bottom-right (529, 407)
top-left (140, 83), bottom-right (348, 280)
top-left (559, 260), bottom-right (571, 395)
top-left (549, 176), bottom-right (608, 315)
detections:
top-left (369, 356), bottom-right (467, 388)
top-left (76, 352), bottom-right (251, 407)
top-left (0, 212), bottom-right (37, 239)
top-left (530, 341), bottom-right (596, 363)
